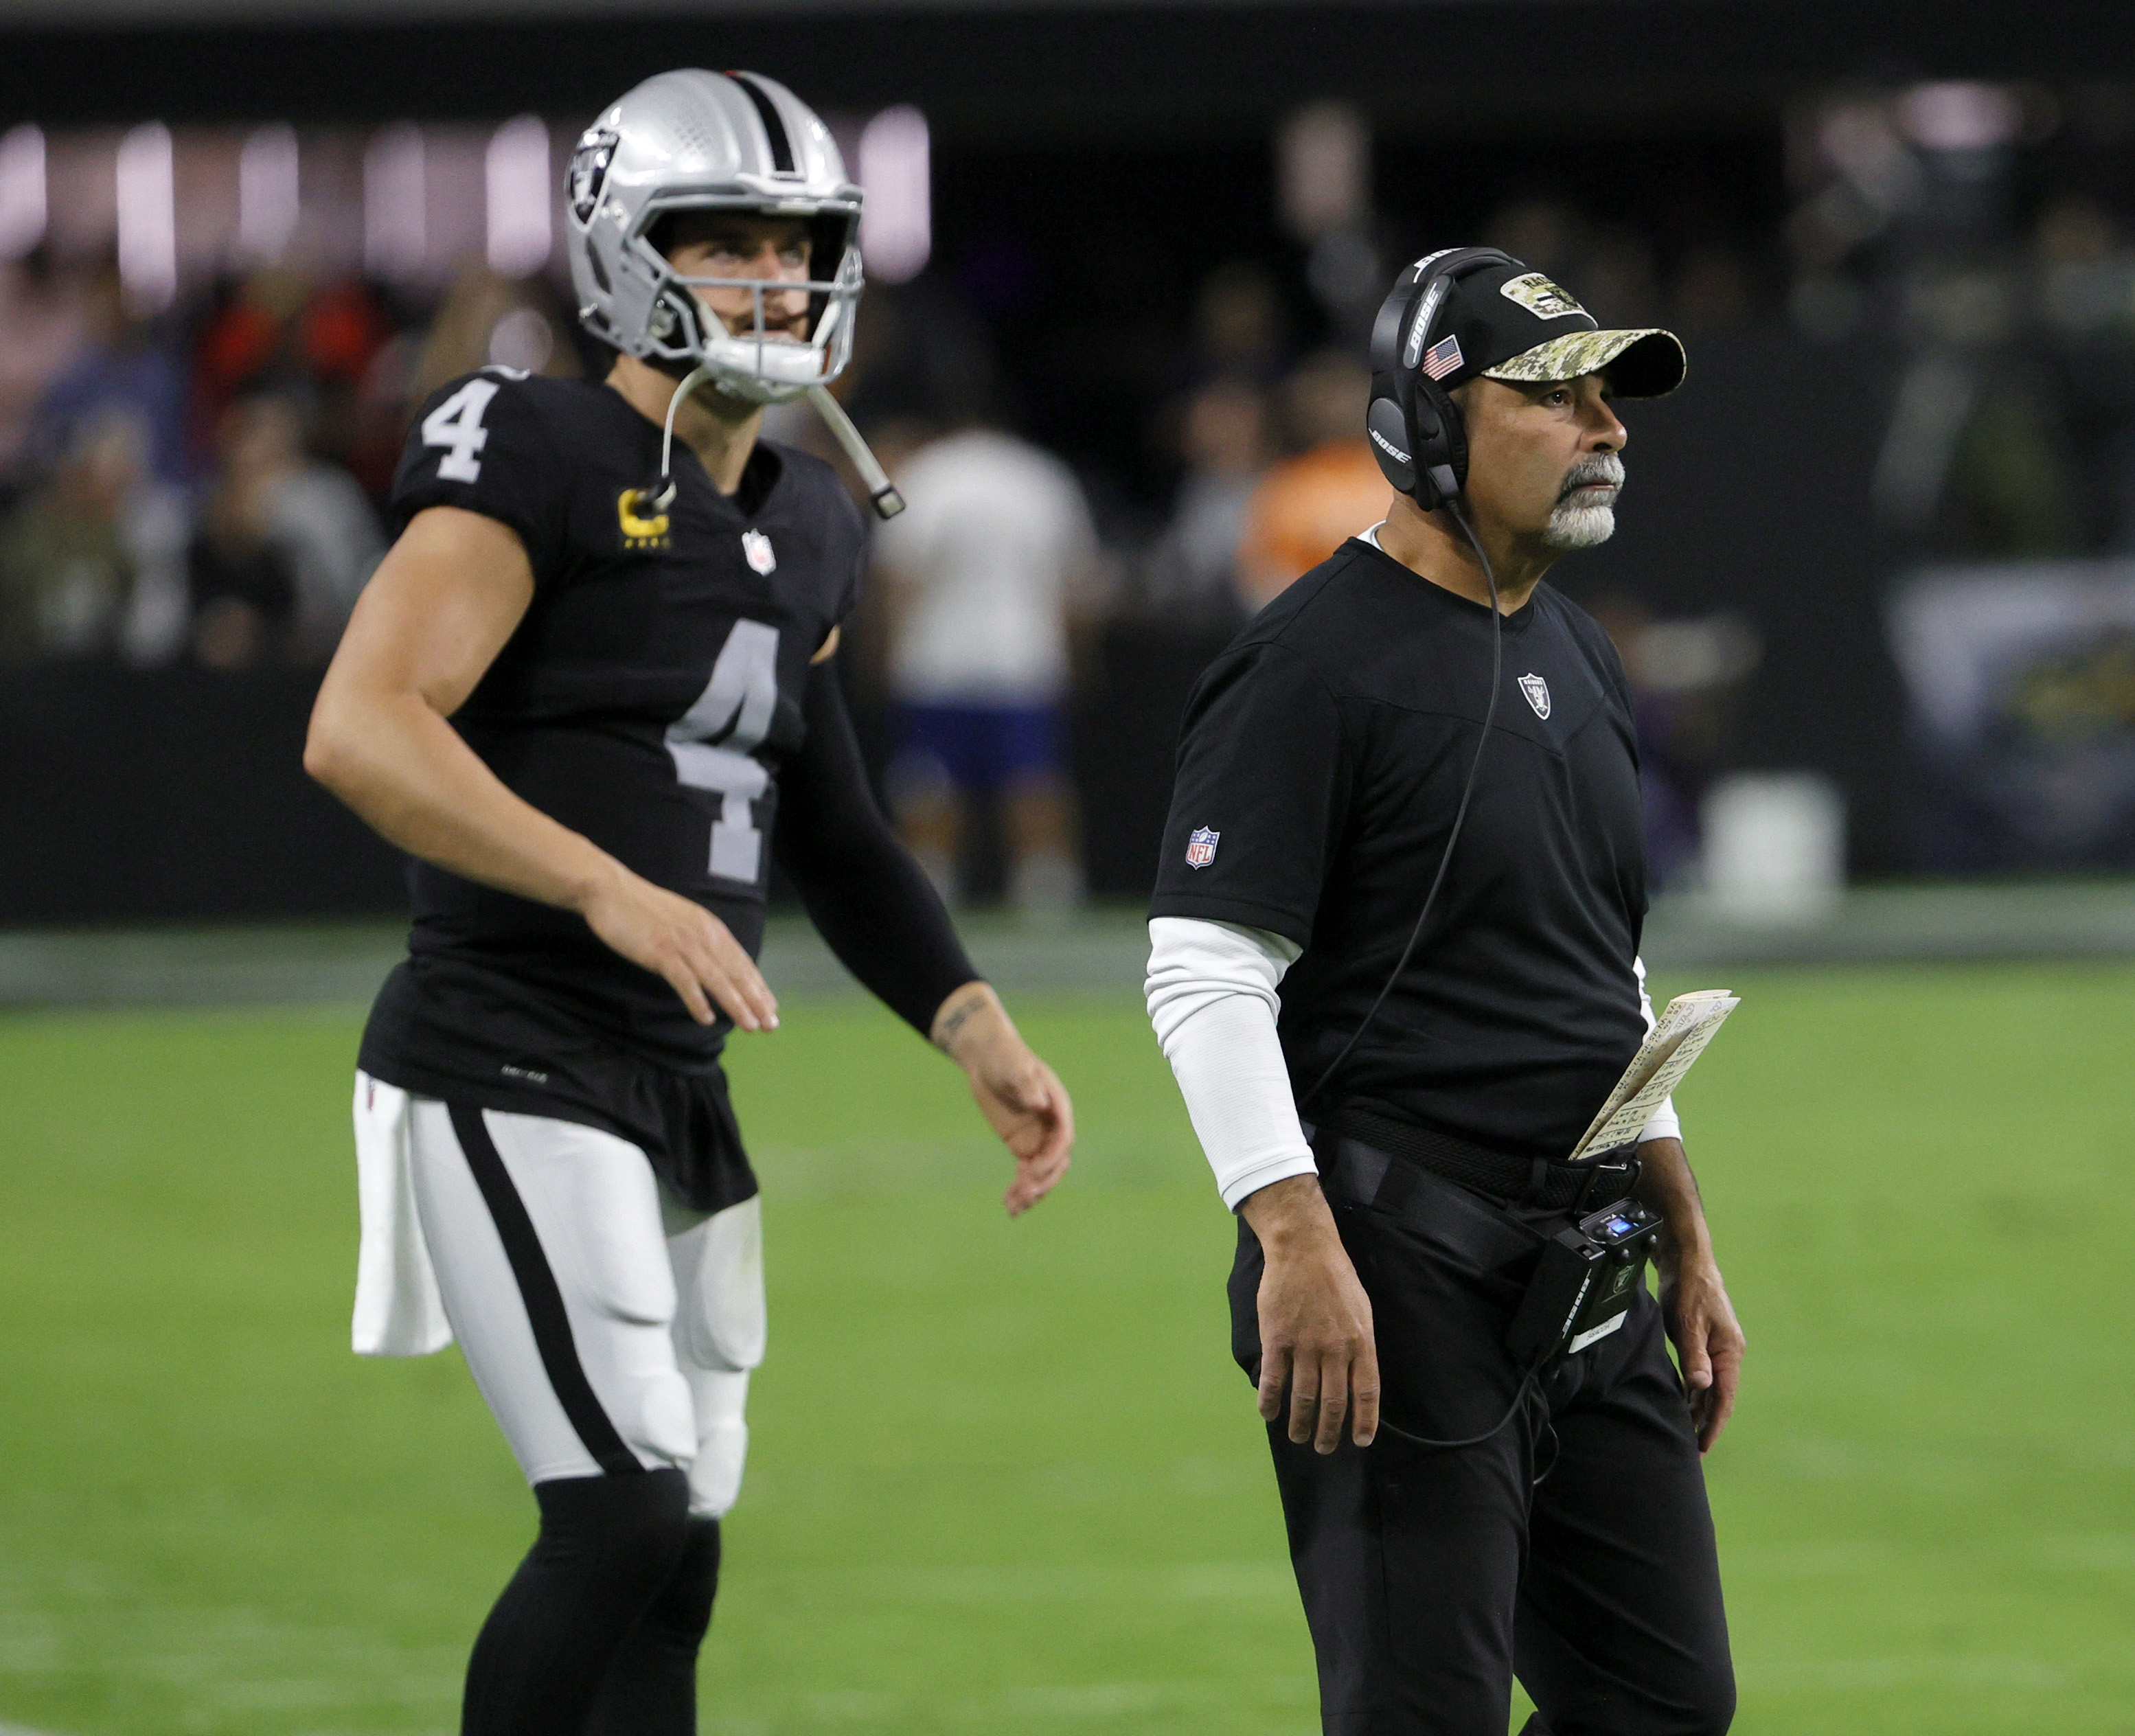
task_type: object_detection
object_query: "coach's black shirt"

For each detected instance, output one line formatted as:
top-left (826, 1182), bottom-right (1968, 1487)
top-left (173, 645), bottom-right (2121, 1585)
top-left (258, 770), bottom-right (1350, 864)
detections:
top-left (1150, 537), bottom-right (1649, 1163)
top-left (356, 367), bottom-right (867, 1198)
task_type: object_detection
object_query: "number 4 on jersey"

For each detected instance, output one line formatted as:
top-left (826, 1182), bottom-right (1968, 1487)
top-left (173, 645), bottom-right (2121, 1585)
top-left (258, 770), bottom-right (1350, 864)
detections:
top-left (422, 378), bottom-right (501, 482)
top-left (666, 621), bottom-right (782, 883)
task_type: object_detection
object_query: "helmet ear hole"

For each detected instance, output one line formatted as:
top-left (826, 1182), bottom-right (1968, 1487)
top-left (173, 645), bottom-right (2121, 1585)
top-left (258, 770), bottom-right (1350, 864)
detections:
top-left (650, 301), bottom-right (678, 341)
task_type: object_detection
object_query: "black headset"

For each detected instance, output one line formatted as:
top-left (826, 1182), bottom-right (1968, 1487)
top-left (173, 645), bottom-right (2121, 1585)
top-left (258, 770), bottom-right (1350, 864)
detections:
top-left (1365, 246), bottom-right (1518, 512)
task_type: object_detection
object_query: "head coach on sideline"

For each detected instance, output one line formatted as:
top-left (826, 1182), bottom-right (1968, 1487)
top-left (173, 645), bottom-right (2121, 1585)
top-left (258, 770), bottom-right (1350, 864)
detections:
top-left (1144, 249), bottom-right (1743, 1735)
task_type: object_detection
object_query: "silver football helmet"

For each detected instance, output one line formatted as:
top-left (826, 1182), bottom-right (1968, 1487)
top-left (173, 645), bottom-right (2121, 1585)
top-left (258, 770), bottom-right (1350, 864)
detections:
top-left (567, 68), bottom-right (863, 405)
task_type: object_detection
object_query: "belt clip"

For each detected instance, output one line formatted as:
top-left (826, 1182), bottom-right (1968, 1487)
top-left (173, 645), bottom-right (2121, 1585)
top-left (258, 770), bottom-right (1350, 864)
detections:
top-left (1577, 1152), bottom-right (1641, 1212)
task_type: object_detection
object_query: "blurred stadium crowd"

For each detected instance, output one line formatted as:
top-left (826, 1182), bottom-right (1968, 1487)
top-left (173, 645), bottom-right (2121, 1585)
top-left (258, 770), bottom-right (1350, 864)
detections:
top-left (5, 78), bottom-right (2135, 900)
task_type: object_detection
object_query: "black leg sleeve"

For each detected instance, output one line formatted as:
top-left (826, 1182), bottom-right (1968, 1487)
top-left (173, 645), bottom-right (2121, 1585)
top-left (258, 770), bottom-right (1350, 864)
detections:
top-left (584, 1516), bottom-right (722, 1736)
top-left (773, 659), bottom-right (981, 1036)
top-left (460, 1470), bottom-right (690, 1736)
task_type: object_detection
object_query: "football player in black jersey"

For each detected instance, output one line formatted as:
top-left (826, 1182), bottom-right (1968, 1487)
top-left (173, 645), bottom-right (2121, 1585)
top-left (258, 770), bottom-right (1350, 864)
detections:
top-left (305, 70), bottom-right (1073, 1736)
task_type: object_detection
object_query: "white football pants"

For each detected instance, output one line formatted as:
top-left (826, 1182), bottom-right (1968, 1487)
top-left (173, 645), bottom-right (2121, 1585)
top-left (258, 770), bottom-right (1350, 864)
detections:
top-left (388, 1080), bottom-right (764, 1518)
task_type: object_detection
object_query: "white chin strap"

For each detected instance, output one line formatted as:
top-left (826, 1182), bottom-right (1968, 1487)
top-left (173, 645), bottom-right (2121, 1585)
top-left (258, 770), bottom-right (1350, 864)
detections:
top-left (806, 386), bottom-right (903, 520)
top-left (632, 366), bottom-right (904, 523)
top-left (642, 362), bottom-right (718, 515)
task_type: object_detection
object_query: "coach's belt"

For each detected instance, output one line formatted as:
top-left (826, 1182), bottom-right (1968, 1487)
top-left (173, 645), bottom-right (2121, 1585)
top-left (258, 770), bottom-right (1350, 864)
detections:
top-left (1318, 1106), bottom-right (1639, 1214)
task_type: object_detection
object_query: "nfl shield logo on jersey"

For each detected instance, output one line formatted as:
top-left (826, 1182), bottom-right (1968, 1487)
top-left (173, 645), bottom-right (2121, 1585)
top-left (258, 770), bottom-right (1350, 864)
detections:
top-left (742, 529), bottom-right (777, 575)
top-left (1186, 827), bottom-right (1220, 869)
top-left (1518, 673), bottom-right (1551, 719)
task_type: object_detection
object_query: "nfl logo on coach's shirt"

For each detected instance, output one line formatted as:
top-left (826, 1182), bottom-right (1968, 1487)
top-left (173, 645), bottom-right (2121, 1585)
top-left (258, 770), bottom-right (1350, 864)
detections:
top-left (1518, 673), bottom-right (1551, 720)
top-left (742, 529), bottom-right (777, 574)
top-left (1186, 827), bottom-right (1220, 869)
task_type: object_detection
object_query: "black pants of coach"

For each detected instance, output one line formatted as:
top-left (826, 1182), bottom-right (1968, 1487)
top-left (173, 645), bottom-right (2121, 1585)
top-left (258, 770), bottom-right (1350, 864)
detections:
top-left (1229, 1139), bottom-right (1735, 1736)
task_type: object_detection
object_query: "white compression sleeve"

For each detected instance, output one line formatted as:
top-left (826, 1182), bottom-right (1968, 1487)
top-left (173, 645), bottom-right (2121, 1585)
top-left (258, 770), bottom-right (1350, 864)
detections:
top-left (1633, 953), bottom-right (1682, 1145)
top-left (1145, 915), bottom-right (1316, 1210)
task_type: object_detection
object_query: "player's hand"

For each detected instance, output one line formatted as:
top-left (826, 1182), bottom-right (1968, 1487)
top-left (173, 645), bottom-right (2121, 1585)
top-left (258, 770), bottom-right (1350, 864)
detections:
top-left (1656, 1246), bottom-right (1744, 1454)
top-left (1238, 1175), bottom-right (1379, 1453)
top-left (575, 863), bottom-right (779, 1031)
top-left (931, 982), bottom-right (1074, 1215)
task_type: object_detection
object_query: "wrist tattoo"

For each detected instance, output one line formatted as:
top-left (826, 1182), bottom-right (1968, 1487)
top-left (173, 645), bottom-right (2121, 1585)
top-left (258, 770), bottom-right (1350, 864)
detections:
top-left (935, 988), bottom-right (991, 1047)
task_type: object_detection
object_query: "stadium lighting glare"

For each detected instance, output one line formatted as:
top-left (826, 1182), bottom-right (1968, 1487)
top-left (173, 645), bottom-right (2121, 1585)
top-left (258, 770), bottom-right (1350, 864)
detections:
top-left (365, 122), bottom-right (427, 280)
top-left (486, 115), bottom-right (551, 277)
top-left (1897, 82), bottom-right (2022, 152)
top-left (1279, 102), bottom-right (1369, 244)
top-left (0, 123), bottom-right (45, 258)
top-left (238, 123), bottom-right (300, 263)
top-left (859, 105), bottom-right (930, 286)
top-left (116, 122), bottom-right (177, 315)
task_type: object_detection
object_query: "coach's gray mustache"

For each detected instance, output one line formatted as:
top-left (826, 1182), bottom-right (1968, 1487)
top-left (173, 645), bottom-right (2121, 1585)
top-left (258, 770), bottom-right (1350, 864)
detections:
top-left (1557, 457), bottom-right (1625, 501)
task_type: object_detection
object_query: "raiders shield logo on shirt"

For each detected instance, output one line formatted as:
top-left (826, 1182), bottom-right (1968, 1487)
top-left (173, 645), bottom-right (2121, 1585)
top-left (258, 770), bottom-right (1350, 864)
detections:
top-left (1519, 673), bottom-right (1552, 719)
top-left (742, 529), bottom-right (777, 574)
top-left (1186, 827), bottom-right (1220, 868)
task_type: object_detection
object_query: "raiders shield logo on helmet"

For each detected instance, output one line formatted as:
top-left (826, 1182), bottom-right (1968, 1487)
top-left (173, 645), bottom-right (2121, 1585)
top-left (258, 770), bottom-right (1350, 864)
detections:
top-left (568, 126), bottom-right (620, 225)
top-left (1185, 827), bottom-right (1220, 869)
top-left (1519, 674), bottom-right (1551, 719)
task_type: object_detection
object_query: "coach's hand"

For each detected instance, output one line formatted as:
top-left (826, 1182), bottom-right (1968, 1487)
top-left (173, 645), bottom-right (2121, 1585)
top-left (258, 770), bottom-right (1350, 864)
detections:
top-left (1637, 1136), bottom-right (1744, 1455)
top-left (577, 863), bottom-right (779, 1032)
top-left (932, 982), bottom-right (1074, 1216)
top-left (1658, 1246), bottom-right (1744, 1455)
top-left (1240, 1176), bottom-right (1379, 1452)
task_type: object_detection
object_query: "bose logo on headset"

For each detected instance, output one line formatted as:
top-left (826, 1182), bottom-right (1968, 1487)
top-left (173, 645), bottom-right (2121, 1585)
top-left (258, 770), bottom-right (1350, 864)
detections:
top-left (1369, 424), bottom-right (1411, 466)
top-left (1403, 283), bottom-right (1449, 370)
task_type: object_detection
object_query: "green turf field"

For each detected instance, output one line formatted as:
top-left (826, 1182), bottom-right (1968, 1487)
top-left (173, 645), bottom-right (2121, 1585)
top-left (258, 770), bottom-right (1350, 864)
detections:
top-left (2, 963), bottom-right (2132, 1736)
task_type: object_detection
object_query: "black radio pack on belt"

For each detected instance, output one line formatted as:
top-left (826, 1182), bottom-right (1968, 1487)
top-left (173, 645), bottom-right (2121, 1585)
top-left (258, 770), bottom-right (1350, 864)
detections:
top-left (1506, 1195), bottom-right (1665, 1367)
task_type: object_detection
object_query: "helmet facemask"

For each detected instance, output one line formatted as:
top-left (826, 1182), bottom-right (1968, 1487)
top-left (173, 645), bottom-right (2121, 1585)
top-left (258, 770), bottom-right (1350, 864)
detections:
top-left (619, 199), bottom-right (861, 405)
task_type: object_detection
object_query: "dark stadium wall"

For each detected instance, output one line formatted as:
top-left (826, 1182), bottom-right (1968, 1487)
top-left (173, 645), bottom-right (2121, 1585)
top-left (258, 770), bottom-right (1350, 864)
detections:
top-left (0, 666), bottom-right (405, 924)
top-left (0, 0), bottom-right (2123, 135)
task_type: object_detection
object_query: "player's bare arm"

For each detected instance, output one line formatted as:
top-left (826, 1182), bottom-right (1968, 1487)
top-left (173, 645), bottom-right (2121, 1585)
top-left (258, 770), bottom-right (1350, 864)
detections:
top-left (304, 503), bottom-right (777, 1032)
top-left (1636, 1134), bottom-right (1744, 1453)
top-left (931, 981), bottom-right (1074, 1215)
top-left (1237, 1174), bottom-right (1380, 1453)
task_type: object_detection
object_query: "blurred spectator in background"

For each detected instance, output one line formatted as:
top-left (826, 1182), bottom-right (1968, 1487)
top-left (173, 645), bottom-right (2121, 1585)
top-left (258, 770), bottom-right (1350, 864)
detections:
top-left (1184, 262), bottom-right (1289, 390)
top-left (876, 418), bottom-right (1101, 917)
top-left (30, 255), bottom-right (190, 490)
top-left (1235, 349), bottom-right (1384, 610)
top-left (1486, 198), bottom-right (1583, 282)
top-left (0, 408), bottom-right (188, 663)
top-left (185, 391), bottom-right (382, 667)
top-left (0, 249), bottom-right (87, 483)
top-left (1670, 243), bottom-right (1756, 332)
top-left (1588, 593), bottom-right (1763, 891)
top-left (1580, 225), bottom-right (1665, 326)
top-left (408, 263), bottom-right (582, 409)
top-left (2034, 193), bottom-right (2135, 551)
top-left (1143, 375), bottom-right (1270, 626)
top-left (210, 270), bottom-right (391, 475)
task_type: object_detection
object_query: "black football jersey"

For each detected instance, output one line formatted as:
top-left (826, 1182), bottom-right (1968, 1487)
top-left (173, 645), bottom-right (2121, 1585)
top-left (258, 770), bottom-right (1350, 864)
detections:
top-left (1151, 538), bottom-right (1650, 1163)
top-left (358, 368), bottom-right (865, 1130)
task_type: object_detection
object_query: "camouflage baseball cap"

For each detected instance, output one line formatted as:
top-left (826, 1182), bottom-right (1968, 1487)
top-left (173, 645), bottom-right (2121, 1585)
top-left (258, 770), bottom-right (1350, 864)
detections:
top-left (1422, 256), bottom-right (1685, 399)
